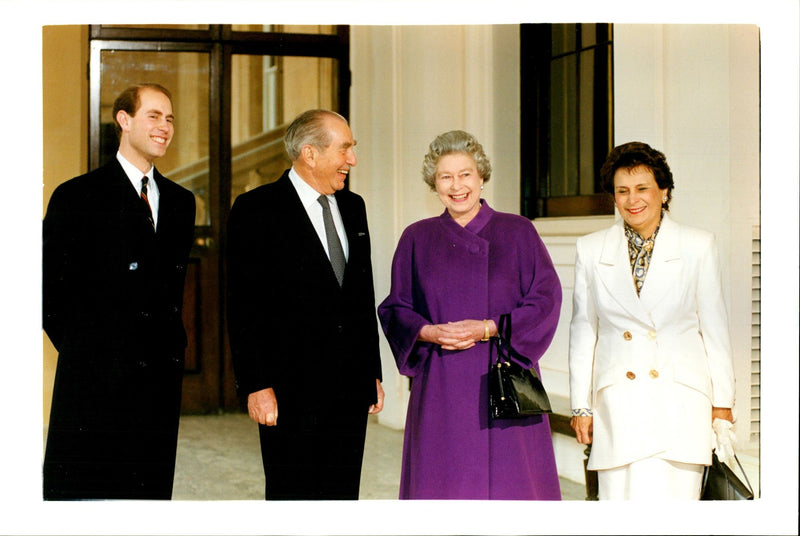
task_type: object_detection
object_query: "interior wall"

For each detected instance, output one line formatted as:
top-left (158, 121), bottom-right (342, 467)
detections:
top-left (42, 25), bottom-right (88, 424)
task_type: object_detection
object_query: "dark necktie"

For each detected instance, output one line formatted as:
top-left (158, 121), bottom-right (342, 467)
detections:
top-left (141, 176), bottom-right (154, 229)
top-left (317, 195), bottom-right (346, 286)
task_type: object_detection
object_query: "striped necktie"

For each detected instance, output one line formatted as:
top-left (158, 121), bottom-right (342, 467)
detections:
top-left (141, 176), bottom-right (154, 229)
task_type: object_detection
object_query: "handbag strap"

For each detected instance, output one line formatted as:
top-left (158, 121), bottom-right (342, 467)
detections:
top-left (497, 314), bottom-right (526, 363)
top-left (732, 453), bottom-right (754, 495)
top-left (492, 314), bottom-right (510, 366)
top-left (493, 314), bottom-right (544, 381)
top-left (494, 314), bottom-right (511, 363)
top-left (498, 313), bottom-right (511, 341)
top-left (709, 450), bottom-right (754, 496)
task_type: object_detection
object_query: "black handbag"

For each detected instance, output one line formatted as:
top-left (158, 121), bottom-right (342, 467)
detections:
top-left (488, 314), bottom-right (552, 419)
top-left (701, 450), bottom-right (754, 500)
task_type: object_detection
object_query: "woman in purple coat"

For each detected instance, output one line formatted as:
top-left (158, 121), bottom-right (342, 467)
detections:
top-left (378, 131), bottom-right (562, 499)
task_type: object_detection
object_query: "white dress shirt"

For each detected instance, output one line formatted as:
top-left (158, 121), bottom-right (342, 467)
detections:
top-left (288, 167), bottom-right (349, 261)
top-left (117, 151), bottom-right (160, 229)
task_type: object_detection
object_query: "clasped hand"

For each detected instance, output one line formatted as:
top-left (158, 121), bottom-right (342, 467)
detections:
top-left (419, 319), bottom-right (492, 351)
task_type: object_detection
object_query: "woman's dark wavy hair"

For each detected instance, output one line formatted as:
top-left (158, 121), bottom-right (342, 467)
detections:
top-left (600, 141), bottom-right (675, 210)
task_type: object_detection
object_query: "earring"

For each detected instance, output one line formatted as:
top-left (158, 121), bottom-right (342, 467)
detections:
top-left (662, 196), bottom-right (667, 202)
top-left (481, 185), bottom-right (484, 190)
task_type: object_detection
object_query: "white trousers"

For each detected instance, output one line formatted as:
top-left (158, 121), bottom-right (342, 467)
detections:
top-left (597, 457), bottom-right (704, 500)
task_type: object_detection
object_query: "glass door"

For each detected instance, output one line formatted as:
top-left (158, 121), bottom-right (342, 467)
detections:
top-left (92, 42), bottom-right (220, 413)
top-left (229, 53), bottom-right (339, 201)
top-left (89, 25), bottom-right (349, 413)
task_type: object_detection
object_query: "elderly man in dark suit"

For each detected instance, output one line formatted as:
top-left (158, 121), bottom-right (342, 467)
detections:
top-left (43, 83), bottom-right (196, 500)
top-left (226, 109), bottom-right (384, 500)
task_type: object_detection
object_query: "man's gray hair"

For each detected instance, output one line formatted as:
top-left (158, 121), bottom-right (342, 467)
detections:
top-left (284, 109), bottom-right (348, 161)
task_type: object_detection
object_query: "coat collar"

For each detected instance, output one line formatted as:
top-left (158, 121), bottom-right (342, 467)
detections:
top-left (597, 213), bottom-right (682, 322)
top-left (438, 199), bottom-right (493, 235)
top-left (151, 168), bottom-right (180, 234)
top-left (104, 159), bottom-right (157, 231)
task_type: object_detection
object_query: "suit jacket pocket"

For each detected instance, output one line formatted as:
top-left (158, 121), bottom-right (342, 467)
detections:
top-left (672, 349), bottom-right (712, 399)
top-left (592, 364), bottom-right (626, 406)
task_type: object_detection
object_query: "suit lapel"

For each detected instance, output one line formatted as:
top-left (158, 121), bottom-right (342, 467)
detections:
top-left (337, 194), bottom-right (357, 253)
top-left (108, 159), bottom-right (142, 206)
top-left (106, 160), bottom-right (157, 237)
top-left (152, 169), bottom-right (174, 235)
top-left (597, 221), bottom-right (650, 321)
top-left (335, 191), bottom-right (368, 289)
top-left (638, 213), bottom-right (682, 313)
top-left (279, 175), bottom-right (342, 287)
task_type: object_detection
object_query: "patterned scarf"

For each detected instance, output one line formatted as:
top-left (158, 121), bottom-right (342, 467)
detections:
top-left (624, 217), bottom-right (661, 295)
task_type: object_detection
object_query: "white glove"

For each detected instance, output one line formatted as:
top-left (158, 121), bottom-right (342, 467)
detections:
top-left (711, 418), bottom-right (737, 464)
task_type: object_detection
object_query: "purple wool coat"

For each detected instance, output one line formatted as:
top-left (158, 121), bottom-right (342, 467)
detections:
top-left (378, 201), bottom-right (563, 500)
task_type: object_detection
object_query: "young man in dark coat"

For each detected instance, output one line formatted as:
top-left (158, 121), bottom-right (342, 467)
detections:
top-left (42, 83), bottom-right (196, 500)
top-left (226, 109), bottom-right (384, 500)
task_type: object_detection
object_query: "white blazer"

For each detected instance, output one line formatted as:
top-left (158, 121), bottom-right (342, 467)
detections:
top-left (569, 214), bottom-right (735, 470)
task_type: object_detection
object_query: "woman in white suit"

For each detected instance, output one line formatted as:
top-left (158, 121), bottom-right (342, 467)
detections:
top-left (569, 142), bottom-right (735, 500)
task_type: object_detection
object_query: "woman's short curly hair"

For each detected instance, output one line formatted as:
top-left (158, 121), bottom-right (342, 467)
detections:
top-left (600, 141), bottom-right (675, 210)
top-left (422, 130), bottom-right (492, 190)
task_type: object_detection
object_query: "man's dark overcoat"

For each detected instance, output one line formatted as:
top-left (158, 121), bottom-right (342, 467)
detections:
top-left (43, 159), bottom-right (195, 500)
top-left (226, 170), bottom-right (382, 499)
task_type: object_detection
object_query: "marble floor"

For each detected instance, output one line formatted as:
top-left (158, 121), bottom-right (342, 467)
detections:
top-left (172, 412), bottom-right (586, 501)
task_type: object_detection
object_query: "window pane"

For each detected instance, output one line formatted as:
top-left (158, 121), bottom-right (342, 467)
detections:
top-left (230, 55), bottom-right (338, 202)
top-left (231, 24), bottom-right (337, 35)
top-left (520, 23), bottom-right (615, 218)
top-left (550, 55), bottom-right (578, 197)
top-left (99, 50), bottom-right (210, 225)
top-left (579, 48), bottom-right (596, 195)
top-left (582, 24), bottom-right (597, 47)
top-left (101, 24), bottom-right (209, 30)
top-left (552, 24), bottom-right (576, 56)
top-left (232, 25), bottom-right (273, 33)
top-left (231, 55), bottom-right (278, 143)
